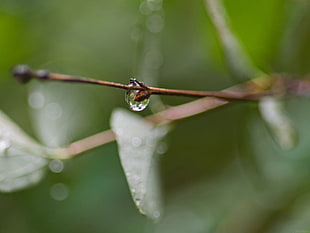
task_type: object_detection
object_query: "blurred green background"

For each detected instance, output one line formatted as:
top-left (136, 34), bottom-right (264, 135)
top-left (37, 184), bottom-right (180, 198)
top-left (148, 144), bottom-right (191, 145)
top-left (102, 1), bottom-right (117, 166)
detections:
top-left (1, 0), bottom-right (310, 232)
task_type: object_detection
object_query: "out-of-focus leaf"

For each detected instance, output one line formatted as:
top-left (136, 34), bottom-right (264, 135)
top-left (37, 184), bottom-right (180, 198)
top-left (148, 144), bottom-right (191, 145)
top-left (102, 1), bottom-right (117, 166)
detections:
top-left (111, 108), bottom-right (168, 220)
top-left (28, 82), bottom-right (100, 147)
top-left (153, 164), bottom-right (260, 233)
top-left (249, 97), bottom-right (310, 186)
top-left (204, 0), bottom-right (263, 79)
top-left (0, 110), bottom-right (48, 192)
top-left (265, 191), bottom-right (310, 233)
top-left (259, 97), bottom-right (297, 150)
top-left (222, 0), bottom-right (286, 72)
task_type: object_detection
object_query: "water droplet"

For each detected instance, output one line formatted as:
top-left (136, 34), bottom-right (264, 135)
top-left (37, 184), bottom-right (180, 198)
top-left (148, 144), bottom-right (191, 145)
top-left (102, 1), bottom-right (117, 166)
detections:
top-left (156, 142), bottom-right (168, 154)
top-left (28, 91), bottom-right (45, 109)
top-left (0, 138), bottom-right (11, 154)
top-left (125, 79), bottom-right (150, 112)
top-left (135, 198), bottom-right (142, 206)
top-left (153, 211), bottom-right (160, 219)
top-left (131, 137), bottom-right (142, 147)
top-left (140, 1), bottom-right (152, 15)
top-left (50, 183), bottom-right (69, 201)
top-left (131, 188), bottom-right (136, 194)
top-left (147, 0), bottom-right (163, 12)
top-left (49, 160), bottom-right (64, 173)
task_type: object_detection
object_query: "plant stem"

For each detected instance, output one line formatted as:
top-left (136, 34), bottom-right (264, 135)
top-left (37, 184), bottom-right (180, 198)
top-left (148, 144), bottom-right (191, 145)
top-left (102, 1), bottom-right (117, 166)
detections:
top-left (12, 65), bottom-right (310, 159)
top-left (13, 65), bottom-right (271, 101)
top-left (56, 76), bottom-right (286, 158)
top-left (61, 97), bottom-right (228, 158)
top-left (204, 0), bottom-right (262, 78)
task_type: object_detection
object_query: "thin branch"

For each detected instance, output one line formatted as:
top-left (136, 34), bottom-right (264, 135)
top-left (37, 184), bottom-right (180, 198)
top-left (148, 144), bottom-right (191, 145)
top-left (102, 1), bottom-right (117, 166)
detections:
top-left (65, 130), bottom-right (116, 156)
top-left (51, 76), bottom-right (310, 159)
top-left (12, 65), bottom-right (272, 101)
top-left (204, 0), bottom-right (262, 78)
top-left (59, 97), bottom-right (228, 158)
top-left (12, 65), bottom-right (310, 159)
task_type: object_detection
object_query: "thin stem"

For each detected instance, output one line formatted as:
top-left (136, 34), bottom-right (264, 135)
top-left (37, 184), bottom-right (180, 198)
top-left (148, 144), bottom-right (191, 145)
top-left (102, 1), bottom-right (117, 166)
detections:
top-left (12, 65), bottom-right (270, 101)
top-left (204, 0), bottom-right (262, 78)
top-left (12, 65), bottom-right (310, 159)
top-left (65, 130), bottom-right (116, 156)
top-left (55, 76), bottom-right (274, 158)
top-left (36, 70), bottom-right (130, 90)
top-left (60, 97), bottom-right (228, 158)
top-left (148, 86), bottom-right (269, 100)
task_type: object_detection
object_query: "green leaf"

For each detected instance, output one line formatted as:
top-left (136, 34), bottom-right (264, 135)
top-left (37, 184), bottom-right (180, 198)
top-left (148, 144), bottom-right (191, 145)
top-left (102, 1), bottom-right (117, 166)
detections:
top-left (0, 110), bottom-right (48, 192)
top-left (259, 97), bottom-right (297, 150)
top-left (249, 104), bottom-right (306, 186)
top-left (28, 82), bottom-right (100, 147)
top-left (111, 108), bottom-right (168, 220)
top-left (204, 0), bottom-right (263, 78)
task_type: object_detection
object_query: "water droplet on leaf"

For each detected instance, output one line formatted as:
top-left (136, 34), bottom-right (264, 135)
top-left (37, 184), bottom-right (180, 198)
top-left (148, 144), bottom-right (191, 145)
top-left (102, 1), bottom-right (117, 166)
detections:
top-left (0, 138), bottom-right (10, 155)
top-left (131, 137), bottom-right (142, 147)
top-left (153, 211), bottom-right (160, 219)
top-left (125, 79), bottom-right (150, 112)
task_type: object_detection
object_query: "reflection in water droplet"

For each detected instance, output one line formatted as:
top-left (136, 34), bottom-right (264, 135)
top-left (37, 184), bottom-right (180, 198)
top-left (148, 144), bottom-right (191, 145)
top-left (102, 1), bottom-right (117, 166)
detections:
top-left (0, 138), bottom-right (11, 154)
top-left (49, 160), bottom-right (64, 173)
top-left (125, 79), bottom-right (150, 112)
top-left (50, 183), bottom-right (69, 201)
top-left (131, 137), bottom-right (142, 147)
top-left (133, 175), bottom-right (141, 182)
top-left (46, 102), bottom-right (63, 120)
top-left (28, 91), bottom-right (45, 109)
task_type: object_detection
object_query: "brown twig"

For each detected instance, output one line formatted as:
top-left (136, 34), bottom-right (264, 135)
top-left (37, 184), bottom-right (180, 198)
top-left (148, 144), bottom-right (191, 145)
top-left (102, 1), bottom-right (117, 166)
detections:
top-left (62, 97), bottom-right (228, 157)
top-left (12, 65), bottom-right (310, 159)
top-left (12, 65), bottom-right (271, 101)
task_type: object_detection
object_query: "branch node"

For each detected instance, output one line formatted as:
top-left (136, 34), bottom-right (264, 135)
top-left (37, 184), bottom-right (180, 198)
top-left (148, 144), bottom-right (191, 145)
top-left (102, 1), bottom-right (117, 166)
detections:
top-left (12, 64), bottom-right (33, 83)
top-left (35, 69), bottom-right (50, 80)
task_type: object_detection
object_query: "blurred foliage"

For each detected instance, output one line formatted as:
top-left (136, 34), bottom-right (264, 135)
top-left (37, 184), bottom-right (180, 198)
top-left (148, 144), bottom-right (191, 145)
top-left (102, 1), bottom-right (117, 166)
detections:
top-left (1, 0), bottom-right (310, 232)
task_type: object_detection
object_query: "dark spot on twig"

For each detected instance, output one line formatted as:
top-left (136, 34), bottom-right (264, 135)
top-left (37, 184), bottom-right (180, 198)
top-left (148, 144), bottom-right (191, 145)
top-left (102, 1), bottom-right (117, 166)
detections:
top-left (12, 65), bottom-right (32, 83)
top-left (35, 69), bottom-right (49, 80)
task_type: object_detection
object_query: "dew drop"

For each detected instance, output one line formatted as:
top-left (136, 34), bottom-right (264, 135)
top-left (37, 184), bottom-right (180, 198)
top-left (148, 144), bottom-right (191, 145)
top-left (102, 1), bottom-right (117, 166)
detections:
top-left (125, 79), bottom-right (150, 112)
top-left (0, 138), bottom-right (11, 155)
top-left (50, 183), bottom-right (69, 201)
top-left (135, 198), bottom-right (142, 206)
top-left (131, 137), bottom-right (142, 147)
top-left (147, 0), bottom-right (162, 11)
top-left (49, 160), bottom-right (64, 173)
top-left (153, 211), bottom-right (161, 219)
top-left (140, 1), bottom-right (152, 15)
